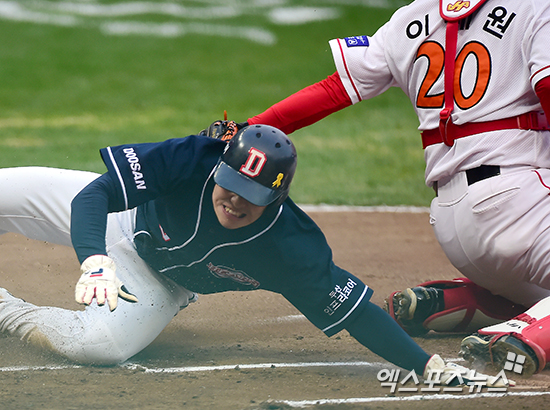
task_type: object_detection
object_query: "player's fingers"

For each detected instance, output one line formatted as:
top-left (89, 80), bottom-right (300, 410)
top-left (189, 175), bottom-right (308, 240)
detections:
top-left (74, 284), bottom-right (86, 304)
top-left (118, 284), bottom-right (139, 303)
top-left (80, 286), bottom-right (96, 305)
top-left (106, 288), bottom-right (118, 312)
top-left (95, 286), bottom-right (106, 306)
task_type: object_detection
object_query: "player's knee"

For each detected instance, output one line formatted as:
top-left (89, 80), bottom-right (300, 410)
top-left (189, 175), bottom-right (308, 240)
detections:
top-left (68, 342), bottom-right (131, 366)
top-left (58, 319), bottom-right (141, 365)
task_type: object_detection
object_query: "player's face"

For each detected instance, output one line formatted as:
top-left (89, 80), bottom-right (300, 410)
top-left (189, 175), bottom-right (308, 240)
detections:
top-left (212, 185), bottom-right (266, 229)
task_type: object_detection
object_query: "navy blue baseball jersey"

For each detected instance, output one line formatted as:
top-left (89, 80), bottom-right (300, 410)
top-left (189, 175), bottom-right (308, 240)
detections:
top-left (72, 135), bottom-right (373, 336)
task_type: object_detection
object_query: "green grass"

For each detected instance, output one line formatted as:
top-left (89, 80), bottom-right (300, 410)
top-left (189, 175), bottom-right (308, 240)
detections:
top-left (0, 1), bottom-right (434, 206)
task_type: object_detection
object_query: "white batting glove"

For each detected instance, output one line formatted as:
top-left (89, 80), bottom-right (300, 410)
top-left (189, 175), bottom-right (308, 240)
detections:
top-left (75, 255), bottom-right (138, 311)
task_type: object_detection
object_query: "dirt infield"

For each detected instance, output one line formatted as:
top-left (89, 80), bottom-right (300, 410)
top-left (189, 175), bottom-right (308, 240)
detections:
top-left (1, 211), bottom-right (549, 409)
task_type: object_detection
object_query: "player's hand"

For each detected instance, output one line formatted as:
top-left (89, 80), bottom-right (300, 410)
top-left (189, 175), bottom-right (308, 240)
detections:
top-left (75, 255), bottom-right (138, 311)
top-left (199, 119), bottom-right (248, 141)
top-left (424, 354), bottom-right (515, 388)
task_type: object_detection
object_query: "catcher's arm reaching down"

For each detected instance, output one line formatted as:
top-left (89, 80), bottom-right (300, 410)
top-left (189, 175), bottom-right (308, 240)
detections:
top-left (247, 71), bottom-right (352, 134)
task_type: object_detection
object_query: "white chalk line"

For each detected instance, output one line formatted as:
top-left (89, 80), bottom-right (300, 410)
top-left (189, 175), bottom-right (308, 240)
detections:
top-left (298, 204), bottom-right (430, 213)
top-left (0, 359), bottom-right (383, 373)
top-left (0, 364), bottom-right (83, 372)
top-left (123, 360), bottom-right (387, 374)
top-left (277, 391), bottom-right (550, 408)
top-left (0, 0), bottom-right (400, 44)
top-left (260, 314), bottom-right (307, 323)
top-left (100, 21), bottom-right (277, 45)
top-left (0, 1), bottom-right (340, 45)
top-left (1, 359), bottom-right (547, 407)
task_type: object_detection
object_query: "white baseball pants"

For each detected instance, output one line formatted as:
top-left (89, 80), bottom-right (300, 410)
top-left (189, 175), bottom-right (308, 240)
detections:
top-left (431, 165), bottom-right (550, 308)
top-left (0, 167), bottom-right (195, 365)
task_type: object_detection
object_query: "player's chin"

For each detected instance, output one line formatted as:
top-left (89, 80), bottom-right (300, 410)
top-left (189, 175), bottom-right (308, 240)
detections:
top-left (218, 216), bottom-right (250, 230)
top-left (215, 205), bottom-right (249, 229)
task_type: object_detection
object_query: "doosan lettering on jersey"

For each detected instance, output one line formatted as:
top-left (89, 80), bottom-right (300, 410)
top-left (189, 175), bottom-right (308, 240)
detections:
top-left (123, 147), bottom-right (146, 190)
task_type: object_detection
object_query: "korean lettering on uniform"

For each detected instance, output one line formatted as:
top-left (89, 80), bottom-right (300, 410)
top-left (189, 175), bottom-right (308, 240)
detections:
top-left (324, 278), bottom-right (357, 316)
top-left (483, 6), bottom-right (516, 39)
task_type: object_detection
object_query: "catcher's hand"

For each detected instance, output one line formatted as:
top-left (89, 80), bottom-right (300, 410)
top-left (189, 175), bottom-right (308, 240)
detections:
top-left (75, 255), bottom-right (138, 311)
top-left (199, 118), bottom-right (248, 141)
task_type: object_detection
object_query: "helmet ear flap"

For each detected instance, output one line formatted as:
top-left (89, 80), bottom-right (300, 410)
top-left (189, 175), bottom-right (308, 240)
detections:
top-left (272, 186), bottom-right (291, 209)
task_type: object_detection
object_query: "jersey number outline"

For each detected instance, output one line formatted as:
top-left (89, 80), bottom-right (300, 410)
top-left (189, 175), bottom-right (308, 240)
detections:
top-left (415, 40), bottom-right (491, 110)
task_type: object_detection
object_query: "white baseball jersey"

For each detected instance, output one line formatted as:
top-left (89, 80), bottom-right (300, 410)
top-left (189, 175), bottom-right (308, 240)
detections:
top-left (330, 0), bottom-right (550, 185)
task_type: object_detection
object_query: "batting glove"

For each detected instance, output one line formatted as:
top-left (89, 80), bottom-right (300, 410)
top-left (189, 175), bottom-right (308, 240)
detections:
top-left (75, 255), bottom-right (138, 311)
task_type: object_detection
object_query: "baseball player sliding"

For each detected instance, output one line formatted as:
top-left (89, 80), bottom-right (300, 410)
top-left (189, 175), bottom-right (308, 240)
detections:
top-left (233, 0), bottom-right (550, 377)
top-left (0, 126), bottom-right (505, 386)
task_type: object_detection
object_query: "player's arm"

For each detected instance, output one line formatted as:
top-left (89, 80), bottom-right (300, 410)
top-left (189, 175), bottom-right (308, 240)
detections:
top-left (344, 299), bottom-right (509, 386)
top-left (247, 71), bottom-right (352, 134)
top-left (71, 173), bottom-right (138, 311)
top-left (535, 76), bottom-right (550, 119)
top-left (345, 300), bottom-right (431, 374)
top-left (70, 174), bottom-right (118, 262)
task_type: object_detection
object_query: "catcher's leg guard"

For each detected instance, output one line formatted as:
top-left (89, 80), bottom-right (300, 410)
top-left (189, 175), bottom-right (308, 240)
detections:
top-left (460, 296), bottom-right (550, 377)
top-left (384, 278), bottom-right (526, 336)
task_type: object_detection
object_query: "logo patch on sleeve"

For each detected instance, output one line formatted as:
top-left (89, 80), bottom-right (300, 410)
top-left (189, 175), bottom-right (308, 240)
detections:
top-left (207, 263), bottom-right (260, 288)
top-left (344, 36), bottom-right (369, 47)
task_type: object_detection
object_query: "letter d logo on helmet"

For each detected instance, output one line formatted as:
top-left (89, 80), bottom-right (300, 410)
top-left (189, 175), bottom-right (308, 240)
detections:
top-left (239, 148), bottom-right (267, 178)
top-left (214, 124), bottom-right (297, 207)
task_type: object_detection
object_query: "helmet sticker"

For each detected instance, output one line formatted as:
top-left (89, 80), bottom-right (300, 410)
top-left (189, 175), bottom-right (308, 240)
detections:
top-left (239, 147), bottom-right (267, 178)
top-left (272, 173), bottom-right (284, 188)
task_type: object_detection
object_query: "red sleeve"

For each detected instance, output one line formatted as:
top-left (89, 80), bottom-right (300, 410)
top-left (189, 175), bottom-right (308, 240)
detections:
top-left (248, 72), bottom-right (352, 134)
top-left (535, 76), bottom-right (550, 120)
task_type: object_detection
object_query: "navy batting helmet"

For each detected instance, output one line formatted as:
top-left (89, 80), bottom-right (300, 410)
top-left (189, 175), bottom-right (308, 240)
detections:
top-left (213, 124), bottom-right (297, 207)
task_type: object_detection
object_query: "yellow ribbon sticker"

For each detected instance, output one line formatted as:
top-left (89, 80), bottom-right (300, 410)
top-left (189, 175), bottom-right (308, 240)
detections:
top-left (272, 173), bottom-right (284, 188)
